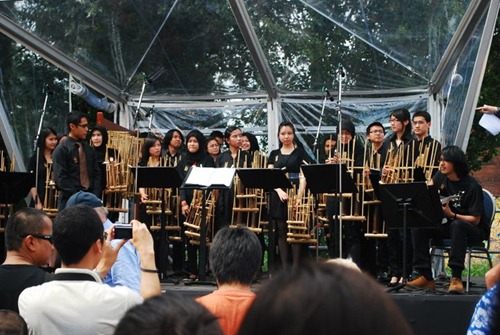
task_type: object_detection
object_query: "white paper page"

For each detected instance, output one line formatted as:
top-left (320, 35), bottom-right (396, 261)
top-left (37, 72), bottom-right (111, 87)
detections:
top-left (479, 113), bottom-right (500, 136)
top-left (209, 168), bottom-right (236, 187)
top-left (185, 166), bottom-right (211, 186)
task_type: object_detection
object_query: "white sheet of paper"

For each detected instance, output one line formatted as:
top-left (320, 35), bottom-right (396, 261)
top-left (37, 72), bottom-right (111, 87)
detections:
top-left (479, 113), bottom-right (500, 136)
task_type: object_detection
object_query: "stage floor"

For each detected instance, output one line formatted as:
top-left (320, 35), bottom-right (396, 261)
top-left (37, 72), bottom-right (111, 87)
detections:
top-left (160, 273), bottom-right (485, 335)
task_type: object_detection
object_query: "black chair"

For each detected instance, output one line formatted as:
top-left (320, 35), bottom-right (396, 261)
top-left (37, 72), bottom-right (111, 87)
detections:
top-left (430, 188), bottom-right (497, 292)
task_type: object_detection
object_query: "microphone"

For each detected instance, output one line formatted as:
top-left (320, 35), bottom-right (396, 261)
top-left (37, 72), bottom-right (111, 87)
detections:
top-left (337, 65), bottom-right (345, 78)
top-left (43, 84), bottom-right (54, 95)
top-left (145, 105), bottom-right (156, 118)
top-left (141, 73), bottom-right (153, 84)
top-left (322, 86), bottom-right (334, 102)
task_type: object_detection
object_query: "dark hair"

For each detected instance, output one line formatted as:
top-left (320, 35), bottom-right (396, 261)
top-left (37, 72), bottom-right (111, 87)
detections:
top-left (242, 132), bottom-right (260, 152)
top-left (90, 125), bottom-right (109, 147)
top-left (5, 208), bottom-right (48, 251)
top-left (114, 292), bottom-right (222, 335)
top-left (277, 121), bottom-right (296, 148)
top-left (209, 226), bottom-right (262, 285)
top-left (412, 111), bottom-right (431, 123)
top-left (205, 135), bottom-right (221, 153)
top-left (337, 119), bottom-right (356, 137)
top-left (0, 309), bottom-right (28, 335)
top-left (209, 130), bottom-right (224, 139)
top-left (390, 108), bottom-right (412, 139)
top-left (441, 145), bottom-right (470, 178)
top-left (53, 206), bottom-right (104, 265)
top-left (163, 129), bottom-right (184, 149)
top-left (36, 127), bottom-right (57, 149)
top-left (239, 261), bottom-right (412, 335)
top-left (139, 135), bottom-right (162, 166)
top-left (366, 122), bottom-right (385, 136)
top-left (223, 126), bottom-right (241, 148)
top-left (66, 111), bottom-right (88, 132)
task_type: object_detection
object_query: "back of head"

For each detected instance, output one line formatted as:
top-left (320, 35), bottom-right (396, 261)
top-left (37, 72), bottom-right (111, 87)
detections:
top-left (0, 310), bottom-right (28, 335)
top-left (5, 208), bottom-right (48, 252)
top-left (65, 191), bottom-right (103, 209)
top-left (239, 261), bottom-right (412, 335)
top-left (114, 292), bottom-right (222, 335)
top-left (209, 227), bottom-right (261, 286)
top-left (53, 206), bottom-right (103, 266)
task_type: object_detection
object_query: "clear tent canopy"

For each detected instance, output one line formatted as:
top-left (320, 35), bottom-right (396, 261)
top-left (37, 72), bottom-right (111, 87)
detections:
top-left (0, 0), bottom-right (498, 170)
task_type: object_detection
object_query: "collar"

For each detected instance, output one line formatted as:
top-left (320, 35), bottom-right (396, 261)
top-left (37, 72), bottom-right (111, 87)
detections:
top-left (54, 268), bottom-right (101, 282)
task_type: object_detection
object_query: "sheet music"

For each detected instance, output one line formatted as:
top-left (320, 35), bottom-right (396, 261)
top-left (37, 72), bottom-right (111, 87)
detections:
top-left (185, 166), bottom-right (236, 187)
top-left (479, 113), bottom-right (500, 136)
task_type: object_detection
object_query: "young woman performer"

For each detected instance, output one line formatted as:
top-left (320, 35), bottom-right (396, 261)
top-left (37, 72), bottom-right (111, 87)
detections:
top-left (383, 108), bottom-right (415, 286)
top-left (268, 121), bottom-right (310, 268)
top-left (177, 130), bottom-right (214, 279)
top-left (28, 127), bottom-right (58, 209)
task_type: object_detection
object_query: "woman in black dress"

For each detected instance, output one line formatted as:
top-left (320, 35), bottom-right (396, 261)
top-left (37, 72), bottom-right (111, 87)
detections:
top-left (28, 127), bottom-right (58, 209)
top-left (268, 121), bottom-right (310, 268)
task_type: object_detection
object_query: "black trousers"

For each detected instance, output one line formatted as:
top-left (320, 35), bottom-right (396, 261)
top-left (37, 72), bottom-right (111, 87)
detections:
top-left (412, 219), bottom-right (485, 280)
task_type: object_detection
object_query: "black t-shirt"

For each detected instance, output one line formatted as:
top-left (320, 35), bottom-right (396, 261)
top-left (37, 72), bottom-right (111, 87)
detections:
top-left (0, 264), bottom-right (52, 312)
top-left (432, 172), bottom-right (489, 238)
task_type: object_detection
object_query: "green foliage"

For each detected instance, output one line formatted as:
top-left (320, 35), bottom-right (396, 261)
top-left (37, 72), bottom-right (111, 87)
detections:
top-left (467, 17), bottom-right (500, 171)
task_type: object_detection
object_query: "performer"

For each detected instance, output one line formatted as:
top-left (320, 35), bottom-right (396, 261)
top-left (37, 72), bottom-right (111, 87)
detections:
top-left (216, 126), bottom-right (251, 230)
top-left (382, 108), bottom-right (414, 286)
top-left (241, 132), bottom-right (260, 154)
top-left (408, 111), bottom-right (441, 180)
top-left (28, 127), bottom-right (58, 209)
top-left (177, 130), bottom-right (215, 279)
top-left (317, 134), bottom-right (336, 164)
top-left (52, 111), bottom-right (101, 210)
top-left (162, 129), bottom-right (184, 166)
top-left (325, 120), bottom-right (364, 265)
top-left (268, 121), bottom-right (310, 268)
top-left (138, 135), bottom-right (163, 204)
top-left (365, 122), bottom-right (387, 171)
top-left (205, 135), bottom-right (221, 164)
top-left (408, 146), bottom-right (489, 294)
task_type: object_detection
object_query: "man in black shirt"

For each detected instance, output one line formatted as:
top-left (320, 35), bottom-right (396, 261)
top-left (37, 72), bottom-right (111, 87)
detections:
top-left (408, 146), bottom-right (489, 294)
top-left (0, 208), bottom-right (53, 312)
top-left (53, 111), bottom-right (101, 210)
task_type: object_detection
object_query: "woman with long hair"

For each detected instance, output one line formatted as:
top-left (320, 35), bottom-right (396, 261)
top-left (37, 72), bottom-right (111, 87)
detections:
top-left (268, 121), bottom-right (311, 268)
top-left (28, 127), bottom-right (58, 209)
top-left (163, 129), bottom-right (184, 166)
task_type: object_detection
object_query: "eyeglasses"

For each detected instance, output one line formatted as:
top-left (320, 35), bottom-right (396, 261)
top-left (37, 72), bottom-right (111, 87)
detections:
top-left (76, 124), bottom-right (89, 128)
top-left (20, 234), bottom-right (54, 244)
top-left (369, 130), bottom-right (384, 134)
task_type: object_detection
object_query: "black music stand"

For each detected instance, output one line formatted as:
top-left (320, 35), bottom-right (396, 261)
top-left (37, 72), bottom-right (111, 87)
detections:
top-left (181, 167), bottom-right (236, 283)
top-left (301, 164), bottom-right (357, 259)
top-left (237, 168), bottom-right (292, 274)
top-left (132, 167), bottom-right (183, 281)
top-left (379, 182), bottom-right (441, 291)
top-left (0, 171), bottom-right (35, 212)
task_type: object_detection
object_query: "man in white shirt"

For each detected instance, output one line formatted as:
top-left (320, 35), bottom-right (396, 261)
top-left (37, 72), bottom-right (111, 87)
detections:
top-left (19, 205), bottom-right (161, 335)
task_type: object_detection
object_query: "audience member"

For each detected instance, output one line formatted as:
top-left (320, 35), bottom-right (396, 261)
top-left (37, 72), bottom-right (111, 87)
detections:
top-left (238, 261), bottom-right (412, 335)
top-left (467, 263), bottom-right (500, 334)
top-left (114, 293), bottom-right (222, 335)
top-left (65, 191), bottom-right (141, 293)
top-left (0, 310), bottom-right (28, 335)
top-left (0, 208), bottom-right (53, 312)
top-left (197, 227), bottom-right (261, 335)
top-left (476, 104), bottom-right (500, 118)
top-left (19, 206), bottom-right (160, 335)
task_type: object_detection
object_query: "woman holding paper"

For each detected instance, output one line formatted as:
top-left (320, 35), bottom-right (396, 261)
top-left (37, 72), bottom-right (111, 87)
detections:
top-left (268, 121), bottom-right (311, 268)
top-left (177, 129), bottom-right (214, 279)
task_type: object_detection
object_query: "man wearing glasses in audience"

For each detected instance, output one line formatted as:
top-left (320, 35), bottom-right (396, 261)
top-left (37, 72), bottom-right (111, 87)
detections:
top-left (53, 111), bottom-right (101, 210)
top-left (0, 208), bottom-right (54, 312)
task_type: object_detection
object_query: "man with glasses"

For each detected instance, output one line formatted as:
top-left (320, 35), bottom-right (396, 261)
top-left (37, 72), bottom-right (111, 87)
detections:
top-left (53, 111), bottom-right (102, 210)
top-left (0, 208), bottom-right (54, 312)
top-left (19, 205), bottom-right (161, 335)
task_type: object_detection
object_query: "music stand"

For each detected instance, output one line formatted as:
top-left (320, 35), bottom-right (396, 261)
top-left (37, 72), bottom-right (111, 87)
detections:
top-left (301, 164), bottom-right (357, 259)
top-left (237, 168), bottom-right (292, 274)
top-left (131, 167), bottom-right (183, 281)
top-left (181, 167), bottom-right (236, 283)
top-left (0, 171), bottom-right (35, 205)
top-left (379, 182), bottom-right (441, 291)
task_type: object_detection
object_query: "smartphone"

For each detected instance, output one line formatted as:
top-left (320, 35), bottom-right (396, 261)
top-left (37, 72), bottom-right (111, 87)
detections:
top-left (114, 224), bottom-right (133, 240)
